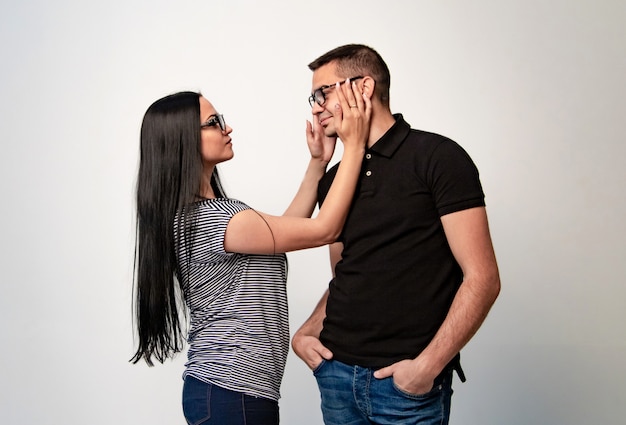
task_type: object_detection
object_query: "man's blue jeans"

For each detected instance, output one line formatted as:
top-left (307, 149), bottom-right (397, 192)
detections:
top-left (182, 376), bottom-right (279, 425)
top-left (314, 359), bottom-right (453, 425)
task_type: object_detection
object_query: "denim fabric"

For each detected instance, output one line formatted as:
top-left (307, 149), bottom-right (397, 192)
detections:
top-left (182, 376), bottom-right (279, 425)
top-left (314, 359), bottom-right (453, 425)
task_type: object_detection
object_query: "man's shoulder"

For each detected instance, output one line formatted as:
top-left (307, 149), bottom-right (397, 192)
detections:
top-left (407, 127), bottom-right (455, 144)
top-left (404, 127), bottom-right (470, 158)
top-left (394, 114), bottom-right (454, 145)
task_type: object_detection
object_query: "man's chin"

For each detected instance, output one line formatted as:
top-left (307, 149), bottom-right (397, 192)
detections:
top-left (323, 126), bottom-right (337, 138)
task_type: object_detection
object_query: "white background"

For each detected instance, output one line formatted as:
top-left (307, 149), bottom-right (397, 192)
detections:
top-left (1, 1), bottom-right (625, 424)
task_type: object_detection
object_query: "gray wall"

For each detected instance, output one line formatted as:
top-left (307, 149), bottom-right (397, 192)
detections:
top-left (1, 0), bottom-right (624, 423)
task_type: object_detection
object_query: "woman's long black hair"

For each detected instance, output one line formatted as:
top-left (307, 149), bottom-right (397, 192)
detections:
top-left (131, 91), bottom-right (225, 365)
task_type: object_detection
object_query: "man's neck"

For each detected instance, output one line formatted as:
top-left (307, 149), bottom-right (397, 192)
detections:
top-left (368, 110), bottom-right (397, 148)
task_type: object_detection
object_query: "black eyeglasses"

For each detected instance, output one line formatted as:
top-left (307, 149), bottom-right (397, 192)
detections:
top-left (308, 76), bottom-right (364, 108)
top-left (201, 114), bottom-right (226, 132)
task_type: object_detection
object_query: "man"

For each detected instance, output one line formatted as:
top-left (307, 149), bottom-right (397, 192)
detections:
top-left (292, 44), bottom-right (501, 425)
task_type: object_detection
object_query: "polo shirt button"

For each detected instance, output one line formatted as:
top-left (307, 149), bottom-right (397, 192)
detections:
top-left (366, 153), bottom-right (372, 160)
top-left (366, 170), bottom-right (372, 177)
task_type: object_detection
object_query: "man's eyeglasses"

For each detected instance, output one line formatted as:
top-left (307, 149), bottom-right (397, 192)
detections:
top-left (308, 76), bottom-right (364, 108)
top-left (201, 114), bottom-right (226, 132)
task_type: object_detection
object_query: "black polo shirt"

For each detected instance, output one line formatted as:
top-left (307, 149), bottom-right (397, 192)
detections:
top-left (318, 114), bottom-right (485, 368)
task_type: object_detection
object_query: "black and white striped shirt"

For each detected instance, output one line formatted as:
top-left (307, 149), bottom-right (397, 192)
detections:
top-left (175, 198), bottom-right (288, 401)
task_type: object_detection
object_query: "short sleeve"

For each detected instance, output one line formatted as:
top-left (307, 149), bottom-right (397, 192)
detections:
top-left (425, 140), bottom-right (485, 217)
top-left (177, 199), bottom-right (251, 264)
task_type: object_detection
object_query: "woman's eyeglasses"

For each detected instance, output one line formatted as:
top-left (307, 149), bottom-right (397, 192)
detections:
top-left (308, 76), bottom-right (364, 108)
top-left (201, 114), bottom-right (226, 132)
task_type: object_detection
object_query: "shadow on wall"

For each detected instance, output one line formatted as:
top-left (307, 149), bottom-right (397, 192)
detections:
top-left (454, 342), bottom-right (625, 425)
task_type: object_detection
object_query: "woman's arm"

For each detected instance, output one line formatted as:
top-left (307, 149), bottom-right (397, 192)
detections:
top-left (283, 115), bottom-right (338, 218)
top-left (225, 79), bottom-right (370, 254)
top-left (282, 155), bottom-right (329, 218)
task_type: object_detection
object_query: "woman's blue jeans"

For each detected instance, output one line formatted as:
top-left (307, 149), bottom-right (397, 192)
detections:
top-left (314, 359), bottom-right (453, 425)
top-left (182, 376), bottom-right (279, 425)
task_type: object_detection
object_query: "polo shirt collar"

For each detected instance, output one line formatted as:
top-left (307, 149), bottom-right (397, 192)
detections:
top-left (369, 113), bottom-right (411, 158)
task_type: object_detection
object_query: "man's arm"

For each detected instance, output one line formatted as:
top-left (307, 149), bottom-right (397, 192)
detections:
top-left (291, 241), bottom-right (343, 369)
top-left (374, 207), bottom-right (500, 394)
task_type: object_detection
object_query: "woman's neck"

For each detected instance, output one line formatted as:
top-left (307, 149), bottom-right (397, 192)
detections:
top-left (199, 166), bottom-right (216, 199)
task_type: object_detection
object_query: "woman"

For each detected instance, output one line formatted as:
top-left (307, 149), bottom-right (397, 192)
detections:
top-left (132, 81), bottom-right (370, 424)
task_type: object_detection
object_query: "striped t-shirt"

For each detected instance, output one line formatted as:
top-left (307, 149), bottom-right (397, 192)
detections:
top-left (175, 198), bottom-right (288, 401)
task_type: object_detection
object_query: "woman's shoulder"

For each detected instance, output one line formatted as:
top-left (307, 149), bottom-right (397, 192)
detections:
top-left (196, 198), bottom-right (252, 215)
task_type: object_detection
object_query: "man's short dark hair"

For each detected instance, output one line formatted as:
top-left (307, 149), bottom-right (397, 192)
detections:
top-left (309, 44), bottom-right (391, 106)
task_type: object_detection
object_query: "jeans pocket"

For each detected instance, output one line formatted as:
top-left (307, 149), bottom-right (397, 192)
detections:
top-left (312, 359), bottom-right (328, 375)
top-left (392, 379), bottom-right (442, 399)
top-left (182, 376), bottom-right (212, 425)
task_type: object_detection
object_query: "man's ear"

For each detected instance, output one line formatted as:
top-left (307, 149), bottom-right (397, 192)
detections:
top-left (361, 76), bottom-right (375, 99)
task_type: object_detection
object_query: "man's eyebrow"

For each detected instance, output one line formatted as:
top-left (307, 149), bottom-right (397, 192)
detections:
top-left (312, 83), bottom-right (332, 93)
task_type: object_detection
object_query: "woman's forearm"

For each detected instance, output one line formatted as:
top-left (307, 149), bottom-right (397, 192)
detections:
top-left (313, 145), bottom-right (364, 239)
top-left (283, 158), bottom-right (328, 217)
